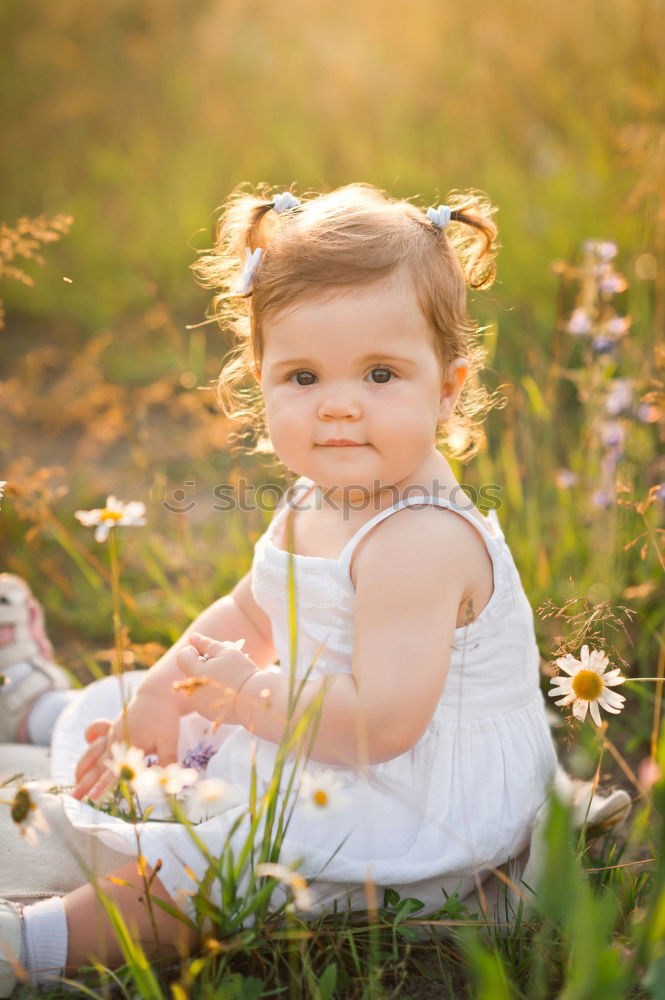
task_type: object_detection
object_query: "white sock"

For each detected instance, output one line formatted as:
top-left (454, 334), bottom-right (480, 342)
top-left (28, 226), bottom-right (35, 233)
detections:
top-left (19, 896), bottom-right (68, 987)
top-left (4, 660), bottom-right (76, 745)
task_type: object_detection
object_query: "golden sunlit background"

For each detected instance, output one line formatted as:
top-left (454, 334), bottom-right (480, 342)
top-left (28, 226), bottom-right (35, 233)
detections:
top-left (1, 1), bottom-right (665, 995)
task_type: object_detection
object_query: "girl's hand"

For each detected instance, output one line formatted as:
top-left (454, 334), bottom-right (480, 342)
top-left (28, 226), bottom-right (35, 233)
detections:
top-left (71, 691), bottom-right (182, 802)
top-left (174, 631), bottom-right (257, 725)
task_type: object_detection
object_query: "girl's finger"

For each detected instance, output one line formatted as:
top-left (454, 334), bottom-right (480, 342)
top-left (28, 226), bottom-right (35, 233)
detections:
top-left (74, 736), bottom-right (107, 783)
top-left (84, 718), bottom-right (113, 744)
top-left (72, 756), bottom-right (108, 800)
top-left (185, 632), bottom-right (218, 655)
top-left (186, 632), bottom-right (246, 659)
top-left (87, 768), bottom-right (115, 803)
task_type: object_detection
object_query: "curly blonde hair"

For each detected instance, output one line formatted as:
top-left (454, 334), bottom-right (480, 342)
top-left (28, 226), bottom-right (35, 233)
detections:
top-left (191, 182), bottom-right (502, 462)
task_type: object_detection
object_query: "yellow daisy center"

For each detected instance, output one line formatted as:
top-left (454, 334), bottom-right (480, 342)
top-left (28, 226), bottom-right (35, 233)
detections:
top-left (313, 789), bottom-right (328, 807)
top-left (101, 509), bottom-right (123, 521)
top-left (572, 669), bottom-right (603, 701)
top-left (11, 788), bottom-right (30, 825)
top-left (119, 765), bottom-right (135, 781)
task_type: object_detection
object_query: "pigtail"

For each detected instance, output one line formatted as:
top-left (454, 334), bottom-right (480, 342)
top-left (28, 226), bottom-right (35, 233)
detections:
top-left (191, 183), bottom-right (286, 305)
top-left (440, 190), bottom-right (499, 291)
top-left (189, 184), bottom-right (294, 454)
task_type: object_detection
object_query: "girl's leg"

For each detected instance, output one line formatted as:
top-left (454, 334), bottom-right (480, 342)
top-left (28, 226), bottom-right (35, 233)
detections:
top-left (63, 862), bottom-right (198, 972)
top-left (1, 864), bottom-right (197, 995)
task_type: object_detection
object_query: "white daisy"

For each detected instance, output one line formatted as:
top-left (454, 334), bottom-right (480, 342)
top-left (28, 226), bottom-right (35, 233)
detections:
top-left (108, 742), bottom-right (151, 786)
top-left (75, 494), bottom-right (146, 543)
top-left (136, 762), bottom-right (199, 797)
top-left (298, 768), bottom-right (351, 819)
top-left (183, 778), bottom-right (243, 824)
top-left (10, 782), bottom-right (51, 846)
top-left (255, 862), bottom-right (315, 911)
top-left (548, 645), bottom-right (627, 726)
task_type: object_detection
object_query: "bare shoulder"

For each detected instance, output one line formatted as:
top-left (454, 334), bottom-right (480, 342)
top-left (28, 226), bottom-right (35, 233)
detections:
top-left (351, 503), bottom-right (494, 627)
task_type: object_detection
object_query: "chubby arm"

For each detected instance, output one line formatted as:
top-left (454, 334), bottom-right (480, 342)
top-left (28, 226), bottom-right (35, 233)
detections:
top-left (232, 508), bottom-right (477, 765)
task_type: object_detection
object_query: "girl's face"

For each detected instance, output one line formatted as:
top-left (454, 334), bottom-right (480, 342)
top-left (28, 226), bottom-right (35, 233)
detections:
top-left (257, 271), bottom-right (467, 501)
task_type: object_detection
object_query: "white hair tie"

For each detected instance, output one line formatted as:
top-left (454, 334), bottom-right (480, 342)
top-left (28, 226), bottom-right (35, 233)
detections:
top-left (272, 192), bottom-right (301, 213)
top-left (427, 205), bottom-right (453, 230)
top-left (233, 194), bottom-right (301, 295)
top-left (234, 247), bottom-right (263, 296)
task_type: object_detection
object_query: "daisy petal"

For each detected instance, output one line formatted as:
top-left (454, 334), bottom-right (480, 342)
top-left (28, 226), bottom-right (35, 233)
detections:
top-left (572, 699), bottom-right (589, 722)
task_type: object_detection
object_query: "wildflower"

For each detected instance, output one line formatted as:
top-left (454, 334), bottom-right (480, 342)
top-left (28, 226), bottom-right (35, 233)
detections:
top-left (653, 483), bottom-right (665, 502)
top-left (591, 488), bottom-right (612, 509)
top-left (591, 336), bottom-right (619, 356)
top-left (255, 862), bottom-right (315, 911)
top-left (548, 645), bottom-right (626, 726)
top-left (75, 495), bottom-right (147, 543)
top-left (136, 762), bottom-right (199, 797)
top-left (555, 468), bottom-right (577, 489)
top-left (584, 239), bottom-right (617, 261)
top-left (184, 777), bottom-right (243, 823)
top-left (10, 782), bottom-right (51, 846)
top-left (604, 378), bottom-right (633, 416)
top-left (637, 402), bottom-right (662, 423)
top-left (299, 768), bottom-right (351, 818)
top-left (182, 741), bottom-right (217, 772)
top-left (109, 743), bottom-right (151, 785)
top-left (600, 420), bottom-right (625, 451)
top-left (604, 315), bottom-right (631, 336)
top-left (599, 268), bottom-right (628, 295)
top-left (597, 241), bottom-right (618, 261)
top-left (566, 308), bottom-right (592, 336)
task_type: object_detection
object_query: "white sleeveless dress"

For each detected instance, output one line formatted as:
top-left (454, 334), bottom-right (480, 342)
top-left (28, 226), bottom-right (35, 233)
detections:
top-left (51, 476), bottom-right (558, 919)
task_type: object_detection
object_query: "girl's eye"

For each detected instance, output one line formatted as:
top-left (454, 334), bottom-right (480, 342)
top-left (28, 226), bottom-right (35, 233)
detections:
top-left (368, 367), bottom-right (395, 384)
top-left (287, 370), bottom-right (317, 386)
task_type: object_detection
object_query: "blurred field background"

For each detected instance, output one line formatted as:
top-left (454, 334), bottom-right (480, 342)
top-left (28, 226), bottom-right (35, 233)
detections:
top-left (1, 1), bottom-right (664, 994)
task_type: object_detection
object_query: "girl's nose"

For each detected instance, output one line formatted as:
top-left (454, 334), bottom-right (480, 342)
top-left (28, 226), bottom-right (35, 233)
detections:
top-left (318, 387), bottom-right (362, 420)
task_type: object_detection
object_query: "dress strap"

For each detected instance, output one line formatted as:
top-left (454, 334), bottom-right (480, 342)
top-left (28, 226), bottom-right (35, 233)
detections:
top-left (337, 493), bottom-right (504, 581)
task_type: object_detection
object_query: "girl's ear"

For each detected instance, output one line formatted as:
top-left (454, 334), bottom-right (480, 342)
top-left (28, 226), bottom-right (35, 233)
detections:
top-left (438, 358), bottom-right (468, 423)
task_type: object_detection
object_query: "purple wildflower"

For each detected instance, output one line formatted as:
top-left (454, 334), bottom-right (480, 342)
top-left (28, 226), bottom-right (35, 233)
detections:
top-left (600, 421), bottom-right (625, 451)
top-left (182, 741), bottom-right (216, 772)
top-left (605, 378), bottom-right (633, 416)
top-left (597, 241), bottom-right (618, 261)
top-left (592, 488), bottom-right (613, 509)
top-left (605, 315), bottom-right (631, 336)
top-left (637, 402), bottom-right (661, 424)
top-left (591, 336), bottom-right (619, 355)
top-left (598, 268), bottom-right (628, 295)
top-left (567, 308), bottom-right (592, 336)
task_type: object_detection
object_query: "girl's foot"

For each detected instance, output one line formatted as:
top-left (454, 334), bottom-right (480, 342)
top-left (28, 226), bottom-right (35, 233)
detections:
top-left (0, 574), bottom-right (72, 744)
top-left (553, 764), bottom-right (632, 831)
